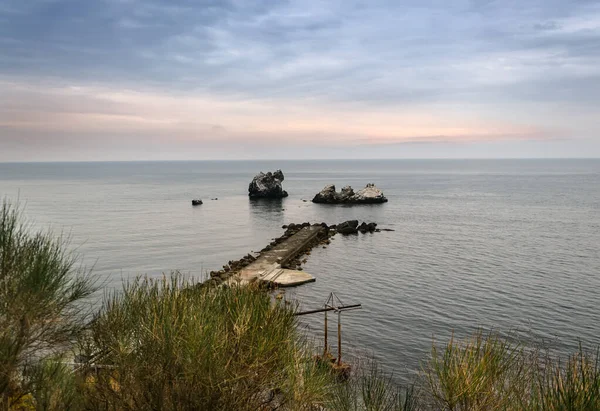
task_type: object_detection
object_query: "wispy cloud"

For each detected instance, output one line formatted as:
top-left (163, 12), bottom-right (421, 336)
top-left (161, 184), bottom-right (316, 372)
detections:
top-left (0, 79), bottom-right (561, 143)
top-left (0, 0), bottom-right (599, 160)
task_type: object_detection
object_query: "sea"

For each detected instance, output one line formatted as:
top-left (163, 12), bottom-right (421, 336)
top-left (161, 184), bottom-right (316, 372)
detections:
top-left (1, 159), bottom-right (599, 382)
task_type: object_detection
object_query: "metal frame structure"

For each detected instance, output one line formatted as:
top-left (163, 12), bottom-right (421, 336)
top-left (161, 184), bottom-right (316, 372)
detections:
top-left (294, 292), bottom-right (362, 365)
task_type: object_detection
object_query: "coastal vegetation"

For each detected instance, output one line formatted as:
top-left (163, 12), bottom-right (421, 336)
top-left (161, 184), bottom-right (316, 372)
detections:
top-left (422, 331), bottom-right (600, 410)
top-left (2, 199), bottom-right (600, 410)
top-left (0, 200), bottom-right (96, 409)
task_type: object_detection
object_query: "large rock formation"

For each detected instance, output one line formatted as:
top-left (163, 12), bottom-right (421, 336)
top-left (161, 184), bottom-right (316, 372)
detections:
top-left (248, 170), bottom-right (289, 199)
top-left (312, 183), bottom-right (387, 204)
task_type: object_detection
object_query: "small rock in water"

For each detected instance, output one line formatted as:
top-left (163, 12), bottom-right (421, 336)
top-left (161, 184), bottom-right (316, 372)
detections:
top-left (192, 199), bottom-right (203, 206)
top-left (358, 222), bottom-right (378, 233)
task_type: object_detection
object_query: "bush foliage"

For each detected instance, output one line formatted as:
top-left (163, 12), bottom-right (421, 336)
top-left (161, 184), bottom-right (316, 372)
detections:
top-left (0, 200), bottom-right (95, 409)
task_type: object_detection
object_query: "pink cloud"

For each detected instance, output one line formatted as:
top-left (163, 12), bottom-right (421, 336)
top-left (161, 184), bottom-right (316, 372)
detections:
top-left (0, 78), bottom-right (567, 150)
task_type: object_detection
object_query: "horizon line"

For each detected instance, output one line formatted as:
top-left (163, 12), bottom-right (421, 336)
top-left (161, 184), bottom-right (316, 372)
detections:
top-left (1, 157), bottom-right (600, 164)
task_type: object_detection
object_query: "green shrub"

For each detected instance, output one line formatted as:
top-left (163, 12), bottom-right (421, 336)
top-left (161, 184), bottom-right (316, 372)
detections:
top-left (531, 345), bottom-right (600, 410)
top-left (77, 275), bottom-right (334, 410)
top-left (0, 200), bottom-right (96, 408)
top-left (423, 330), bottom-right (530, 410)
top-left (423, 331), bottom-right (600, 411)
top-left (328, 361), bottom-right (419, 411)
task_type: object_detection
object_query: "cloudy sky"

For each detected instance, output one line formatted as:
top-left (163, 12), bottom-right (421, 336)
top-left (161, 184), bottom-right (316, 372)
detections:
top-left (1, 0), bottom-right (599, 161)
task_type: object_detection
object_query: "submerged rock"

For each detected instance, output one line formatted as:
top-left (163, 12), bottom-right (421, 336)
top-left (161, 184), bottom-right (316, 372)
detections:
top-left (312, 183), bottom-right (387, 204)
top-left (192, 199), bottom-right (203, 206)
top-left (248, 169), bottom-right (289, 199)
top-left (358, 222), bottom-right (378, 233)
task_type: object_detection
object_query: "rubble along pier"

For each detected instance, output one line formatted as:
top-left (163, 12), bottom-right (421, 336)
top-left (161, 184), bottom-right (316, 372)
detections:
top-left (200, 220), bottom-right (383, 289)
top-left (237, 225), bottom-right (324, 287)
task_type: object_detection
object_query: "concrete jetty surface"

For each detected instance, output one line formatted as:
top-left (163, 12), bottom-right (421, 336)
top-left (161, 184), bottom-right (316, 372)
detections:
top-left (237, 225), bottom-right (324, 287)
top-left (201, 220), bottom-right (380, 289)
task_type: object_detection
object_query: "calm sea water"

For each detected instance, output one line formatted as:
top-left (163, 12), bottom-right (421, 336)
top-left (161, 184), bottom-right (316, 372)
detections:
top-left (1, 159), bottom-right (599, 380)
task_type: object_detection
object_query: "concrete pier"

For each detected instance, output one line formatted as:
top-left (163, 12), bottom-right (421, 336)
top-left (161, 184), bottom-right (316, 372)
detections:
top-left (237, 225), bottom-right (324, 287)
top-left (200, 219), bottom-right (381, 289)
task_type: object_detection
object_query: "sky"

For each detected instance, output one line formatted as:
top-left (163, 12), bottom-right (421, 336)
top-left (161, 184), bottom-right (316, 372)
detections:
top-left (1, 0), bottom-right (599, 161)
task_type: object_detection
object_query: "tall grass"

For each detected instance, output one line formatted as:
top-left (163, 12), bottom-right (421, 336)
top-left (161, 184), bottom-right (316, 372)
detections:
top-left (0, 199), bottom-right (96, 408)
top-left (423, 330), bottom-right (529, 410)
top-left (530, 345), bottom-right (600, 410)
top-left (423, 330), bottom-right (600, 411)
top-left (77, 275), bottom-right (334, 410)
top-left (328, 361), bottom-right (419, 411)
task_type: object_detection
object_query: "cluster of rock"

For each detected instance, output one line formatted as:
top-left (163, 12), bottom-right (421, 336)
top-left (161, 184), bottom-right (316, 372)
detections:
top-left (193, 169), bottom-right (388, 206)
top-left (333, 220), bottom-right (378, 235)
top-left (283, 220), bottom-right (380, 235)
top-left (312, 183), bottom-right (388, 204)
top-left (248, 169), bottom-right (289, 199)
top-left (203, 253), bottom-right (258, 288)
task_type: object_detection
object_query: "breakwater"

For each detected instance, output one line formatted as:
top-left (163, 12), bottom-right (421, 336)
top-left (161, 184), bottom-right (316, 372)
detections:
top-left (199, 221), bottom-right (381, 288)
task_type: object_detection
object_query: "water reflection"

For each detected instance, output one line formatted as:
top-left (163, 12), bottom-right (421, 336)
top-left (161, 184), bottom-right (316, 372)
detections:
top-left (248, 197), bottom-right (286, 228)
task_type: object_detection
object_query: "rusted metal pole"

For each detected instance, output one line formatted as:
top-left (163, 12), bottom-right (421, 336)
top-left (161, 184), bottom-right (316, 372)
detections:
top-left (294, 304), bottom-right (361, 316)
top-left (324, 310), bottom-right (328, 356)
top-left (337, 311), bottom-right (342, 365)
